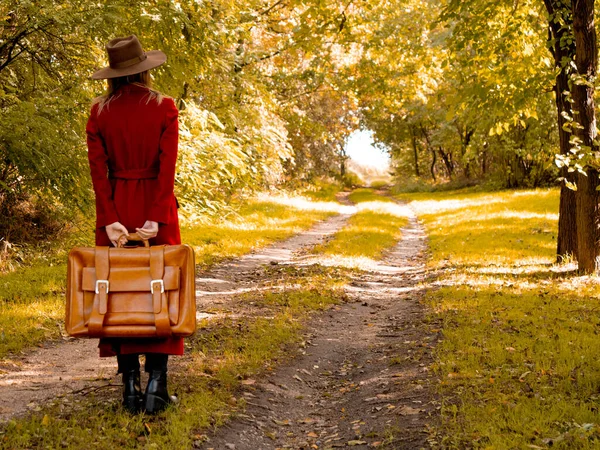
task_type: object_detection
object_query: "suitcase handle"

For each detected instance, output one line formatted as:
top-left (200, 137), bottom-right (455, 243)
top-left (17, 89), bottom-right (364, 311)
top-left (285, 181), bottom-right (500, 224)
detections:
top-left (117, 232), bottom-right (150, 248)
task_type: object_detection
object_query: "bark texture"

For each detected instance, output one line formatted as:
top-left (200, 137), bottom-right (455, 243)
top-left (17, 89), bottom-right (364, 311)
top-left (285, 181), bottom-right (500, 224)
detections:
top-left (572, 0), bottom-right (600, 273)
top-left (544, 0), bottom-right (578, 259)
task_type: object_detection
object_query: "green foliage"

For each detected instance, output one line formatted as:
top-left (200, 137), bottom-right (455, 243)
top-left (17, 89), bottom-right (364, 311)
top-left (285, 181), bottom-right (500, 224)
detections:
top-left (299, 179), bottom-right (343, 203)
top-left (347, 0), bottom-right (559, 189)
top-left (1, 0), bottom-right (570, 250)
top-left (341, 170), bottom-right (363, 189)
top-left (0, 0), bottom-right (360, 250)
top-left (176, 104), bottom-right (253, 219)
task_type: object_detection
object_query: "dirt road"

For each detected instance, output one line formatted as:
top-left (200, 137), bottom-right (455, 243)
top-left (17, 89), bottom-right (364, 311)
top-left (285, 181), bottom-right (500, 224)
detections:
top-left (0, 205), bottom-right (355, 423)
top-left (201, 204), bottom-right (438, 449)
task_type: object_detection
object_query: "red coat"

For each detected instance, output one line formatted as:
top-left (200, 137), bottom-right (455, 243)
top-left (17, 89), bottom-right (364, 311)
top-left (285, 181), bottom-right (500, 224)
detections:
top-left (86, 83), bottom-right (183, 356)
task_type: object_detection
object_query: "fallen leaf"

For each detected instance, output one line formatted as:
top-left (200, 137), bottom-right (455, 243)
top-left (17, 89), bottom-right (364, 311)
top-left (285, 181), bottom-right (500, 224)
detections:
top-left (241, 379), bottom-right (255, 385)
top-left (519, 371), bottom-right (531, 381)
top-left (397, 406), bottom-right (420, 416)
top-left (265, 431), bottom-right (277, 440)
top-left (298, 418), bottom-right (315, 424)
top-left (272, 419), bottom-right (291, 426)
top-left (307, 431), bottom-right (319, 438)
top-left (41, 415), bottom-right (49, 426)
top-left (348, 440), bottom-right (367, 446)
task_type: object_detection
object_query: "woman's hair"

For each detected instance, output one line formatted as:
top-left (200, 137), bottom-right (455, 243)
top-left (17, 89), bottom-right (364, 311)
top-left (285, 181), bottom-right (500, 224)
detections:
top-left (93, 70), bottom-right (164, 114)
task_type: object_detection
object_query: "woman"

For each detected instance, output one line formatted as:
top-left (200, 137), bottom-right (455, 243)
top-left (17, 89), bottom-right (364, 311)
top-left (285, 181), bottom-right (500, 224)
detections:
top-left (86, 35), bottom-right (181, 414)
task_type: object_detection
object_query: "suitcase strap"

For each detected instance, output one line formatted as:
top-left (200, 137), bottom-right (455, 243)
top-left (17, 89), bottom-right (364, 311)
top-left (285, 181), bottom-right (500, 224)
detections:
top-left (88, 247), bottom-right (110, 336)
top-left (88, 246), bottom-right (173, 338)
top-left (150, 246), bottom-right (172, 338)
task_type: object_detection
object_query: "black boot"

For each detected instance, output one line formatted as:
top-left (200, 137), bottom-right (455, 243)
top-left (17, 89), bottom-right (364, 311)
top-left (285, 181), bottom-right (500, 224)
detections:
top-left (144, 354), bottom-right (174, 414)
top-left (117, 354), bottom-right (142, 413)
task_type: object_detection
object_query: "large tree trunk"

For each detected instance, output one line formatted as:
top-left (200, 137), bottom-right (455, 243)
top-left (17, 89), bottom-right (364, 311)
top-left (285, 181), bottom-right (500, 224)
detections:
top-left (544, 0), bottom-right (578, 260)
top-left (572, 0), bottom-right (600, 273)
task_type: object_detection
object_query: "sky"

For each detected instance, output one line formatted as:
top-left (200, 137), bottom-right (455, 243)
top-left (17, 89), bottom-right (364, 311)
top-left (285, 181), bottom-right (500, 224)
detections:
top-left (345, 130), bottom-right (390, 170)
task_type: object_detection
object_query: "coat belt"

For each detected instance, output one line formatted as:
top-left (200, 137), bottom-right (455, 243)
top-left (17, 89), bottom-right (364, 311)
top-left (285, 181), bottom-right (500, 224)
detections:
top-left (109, 167), bottom-right (159, 180)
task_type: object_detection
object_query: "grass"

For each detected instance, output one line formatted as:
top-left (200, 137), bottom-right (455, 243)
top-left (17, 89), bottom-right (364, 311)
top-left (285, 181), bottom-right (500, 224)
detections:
top-left (0, 195), bottom-right (338, 359)
top-left (0, 186), bottom-right (416, 448)
top-left (398, 188), bottom-right (600, 449)
top-left (314, 188), bottom-right (408, 260)
top-left (0, 265), bottom-right (349, 449)
top-left (182, 197), bottom-right (336, 268)
top-left (300, 179), bottom-right (343, 202)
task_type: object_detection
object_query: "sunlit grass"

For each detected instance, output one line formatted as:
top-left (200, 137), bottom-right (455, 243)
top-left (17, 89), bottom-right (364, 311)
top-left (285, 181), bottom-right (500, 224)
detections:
top-left (0, 266), bottom-right (348, 449)
top-left (300, 179), bottom-right (343, 202)
top-left (0, 265), bottom-right (67, 357)
top-left (398, 188), bottom-right (559, 267)
top-left (314, 188), bottom-right (408, 262)
top-left (400, 188), bottom-right (600, 449)
top-left (182, 196), bottom-right (336, 268)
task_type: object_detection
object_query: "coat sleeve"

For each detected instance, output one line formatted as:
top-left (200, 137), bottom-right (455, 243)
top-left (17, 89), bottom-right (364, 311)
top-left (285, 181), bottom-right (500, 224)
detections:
top-left (148, 98), bottom-right (179, 225)
top-left (86, 104), bottom-right (119, 228)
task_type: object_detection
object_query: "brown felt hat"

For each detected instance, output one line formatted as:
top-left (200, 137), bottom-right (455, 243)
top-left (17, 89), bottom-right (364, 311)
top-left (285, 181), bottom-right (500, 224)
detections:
top-left (91, 35), bottom-right (166, 80)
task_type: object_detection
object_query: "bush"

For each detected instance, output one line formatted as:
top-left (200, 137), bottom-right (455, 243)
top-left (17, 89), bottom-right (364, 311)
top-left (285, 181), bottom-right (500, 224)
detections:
top-left (341, 171), bottom-right (363, 189)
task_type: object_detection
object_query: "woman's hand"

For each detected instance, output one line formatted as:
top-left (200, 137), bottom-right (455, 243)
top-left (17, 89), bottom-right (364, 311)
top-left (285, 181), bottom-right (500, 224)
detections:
top-left (105, 222), bottom-right (129, 247)
top-left (135, 220), bottom-right (159, 240)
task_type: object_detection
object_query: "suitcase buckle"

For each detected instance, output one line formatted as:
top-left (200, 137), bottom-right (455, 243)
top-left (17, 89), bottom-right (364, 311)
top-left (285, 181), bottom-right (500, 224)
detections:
top-left (95, 280), bottom-right (110, 294)
top-left (151, 279), bottom-right (164, 294)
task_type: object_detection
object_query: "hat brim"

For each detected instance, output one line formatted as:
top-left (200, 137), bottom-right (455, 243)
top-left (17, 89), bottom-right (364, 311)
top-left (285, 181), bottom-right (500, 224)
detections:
top-left (91, 50), bottom-right (167, 80)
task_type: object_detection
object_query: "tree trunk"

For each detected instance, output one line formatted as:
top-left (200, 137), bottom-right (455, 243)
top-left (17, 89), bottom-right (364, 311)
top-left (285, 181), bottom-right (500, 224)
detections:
top-left (572, 0), bottom-right (600, 273)
top-left (410, 126), bottom-right (420, 177)
top-left (544, 0), bottom-right (578, 259)
top-left (480, 142), bottom-right (488, 176)
top-left (419, 125), bottom-right (437, 181)
top-left (456, 124), bottom-right (474, 179)
top-left (438, 146), bottom-right (454, 178)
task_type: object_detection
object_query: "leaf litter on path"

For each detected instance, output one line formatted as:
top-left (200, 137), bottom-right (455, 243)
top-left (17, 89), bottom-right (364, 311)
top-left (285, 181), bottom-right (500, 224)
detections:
top-left (200, 203), bottom-right (440, 449)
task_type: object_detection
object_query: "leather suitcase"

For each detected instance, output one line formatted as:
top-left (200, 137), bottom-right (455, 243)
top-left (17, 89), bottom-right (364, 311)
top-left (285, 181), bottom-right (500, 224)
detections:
top-left (65, 236), bottom-right (196, 338)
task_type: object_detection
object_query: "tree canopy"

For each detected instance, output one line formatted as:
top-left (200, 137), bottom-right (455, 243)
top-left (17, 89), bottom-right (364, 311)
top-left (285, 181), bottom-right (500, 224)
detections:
top-left (2, 0), bottom-right (599, 269)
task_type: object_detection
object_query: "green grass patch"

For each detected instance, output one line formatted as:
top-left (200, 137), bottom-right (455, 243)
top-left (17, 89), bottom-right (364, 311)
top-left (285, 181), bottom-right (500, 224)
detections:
top-left (315, 188), bottom-right (407, 259)
top-left (0, 195), bottom-right (337, 359)
top-left (300, 179), bottom-right (343, 202)
top-left (368, 179), bottom-right (390, 189)
top-left (400, 188), bottom-right (600, 449)
top-left (348, 187), bottom-right (396, 204)
top-left (0, 265), bottom-right (67, 357)
top-left (0, 266), bottom-right (348, 449)
top-left (182, 197), bottom-right (335, 268)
